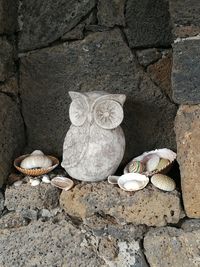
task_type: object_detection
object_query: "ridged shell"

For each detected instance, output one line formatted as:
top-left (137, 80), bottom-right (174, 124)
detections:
top-left (51, 177), bottom-right (74, 191)
top-left (128, 161), bottom-right (144, 173)
top-left (156, 158), bottom-right (170, 171)
top-left (108, 175), bottom-right (119, 184)
top-left (124, 148), bottom-right (176, 176)
top-left (118, 173), bottom-right (149, 191)
top-left (151, 174), bottom-right (176, 191)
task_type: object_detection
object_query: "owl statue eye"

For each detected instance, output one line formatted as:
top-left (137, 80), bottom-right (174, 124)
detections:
top-left (94, 100), bottom-right (124, 129)
top-left (69, 98), bottom-right (89, 126)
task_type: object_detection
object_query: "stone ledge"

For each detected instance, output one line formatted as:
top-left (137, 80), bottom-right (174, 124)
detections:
top-left (60, 182), bottom-right (183, 227)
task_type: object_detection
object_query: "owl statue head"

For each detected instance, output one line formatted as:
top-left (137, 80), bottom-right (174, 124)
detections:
top-left (69, 91), bottom-right (126, 129)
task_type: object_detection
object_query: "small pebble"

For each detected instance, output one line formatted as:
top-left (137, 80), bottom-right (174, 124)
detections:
top-left (30, 179), bottom-right (40, 186)
top-left (13, 180), bottom-right (23, 187)
top-left (42, 175), bottom-right (50, 184)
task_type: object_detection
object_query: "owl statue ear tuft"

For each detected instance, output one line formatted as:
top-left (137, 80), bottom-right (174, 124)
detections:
top-left (94, 99), bottom-right (124, 130)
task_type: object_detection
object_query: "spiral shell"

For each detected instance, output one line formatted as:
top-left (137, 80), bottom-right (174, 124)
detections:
top-left (151, 174), bottom-right (176, 191)
top-left (129, 161), bottom-right (144, 173)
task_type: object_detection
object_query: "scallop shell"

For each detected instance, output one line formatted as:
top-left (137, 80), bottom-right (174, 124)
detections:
top-left (124, 148), bottom-right (176, 176)
top-left (118, 173), bottom-right (149, 192)
top-left (14, 154), bottom-right (59, 176)
top-left (51, 177), bottom-right (74, 191)
top-left (156, 158), bottom-right (170, 171)
top-left (128, 161), bottom-right (144, 173)
top-left (20, 154), bottom-right (52, 169)
top-left (108, 175), bottom-right (119, 184)
top-left (151, 174), bottom-right (176, 191)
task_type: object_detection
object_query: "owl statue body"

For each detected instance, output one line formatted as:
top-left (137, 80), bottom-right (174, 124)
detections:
top-left (61, 91), bottom-right (126, 182)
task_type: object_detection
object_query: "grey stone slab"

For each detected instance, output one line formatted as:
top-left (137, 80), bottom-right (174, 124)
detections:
top-left (20, 29), bottom-right (177, 164)
top-left (0, 94), bottom-right (25, 187)
top-left (18, 0), bottom-right (96, 51)
top-left (124, 0), bottom-right (172, 48)
top-left (172, 39), bottom-right (200, 104)
top-left (0, 0), bottom-right (18, 34)
top-left (144, 222), bottom-right (200, 267)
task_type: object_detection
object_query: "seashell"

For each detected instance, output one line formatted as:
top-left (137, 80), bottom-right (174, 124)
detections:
top-left (14, 154), bottom-right (59, 176)
top-left (13, 180), bottom-right (23, 187)
top-left (151, 174), bottom-right (176, 191)
top-left (146, 154), bottom-right (160, 172)
top-left (31, 150), bottom-right (44, 156)
top-left (128, 161), bottom-right (144, 173)
top-left (156, 158), bottom-right (170, 171)
top-left (124, 148), bottom-right (176, 176)
top-left (118, 173), bottom-right (149, 191)
top-left (51, 176), bottom-right (74, 191)
top-left (8, 173), bottom-right (22, 185)
top-left (30, 179), bottom-right (40, 186)
top-left (20, 153), bottom-right (52, 169)
top-left (42, 175), bottom-right (51, 184)
top-left (108, 175), bottom-right (120, 184)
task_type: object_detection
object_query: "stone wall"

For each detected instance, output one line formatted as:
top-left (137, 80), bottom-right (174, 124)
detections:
top-left (0, 1), bottom-right (200, 267)
top-left (19, 0), bottom-right (177, 166)
top-left (0, 0), bottom-right (25, 186)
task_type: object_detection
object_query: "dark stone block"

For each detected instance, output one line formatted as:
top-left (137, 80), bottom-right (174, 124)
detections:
top-left (19, 0), bottom-right (96, 51)
top-left (0, 0), bottom-right (18, 34)
top-left (125, 0), bottom-right (172, 48)
top-left (172, 39), bottom-right (200, 104)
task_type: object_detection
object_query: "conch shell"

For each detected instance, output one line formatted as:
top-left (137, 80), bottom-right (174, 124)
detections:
top-left (20, 150), bottom-right (52, 169)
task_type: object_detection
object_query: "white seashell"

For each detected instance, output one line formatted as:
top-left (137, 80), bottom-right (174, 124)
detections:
top-left (118, 173), bottom-right (149, 191)
top-left (42, 175), bottom-right (51, 183)
top-left (108, 175), bottom-right (120, 184)
top-left (146, 154), bottom-right (160, 172)
top-left (20, 154), bottom-right (52, 169)
top-left (151, 174), bottom-right (176, 191)
top-left (30, 179), bottom-right (40, 186)
top-left (13, 180), bottom-right (23, 187)
top-left (51, 176), bottom-right (74, 191)
top-left (31, 150), bottom-right (44, 156)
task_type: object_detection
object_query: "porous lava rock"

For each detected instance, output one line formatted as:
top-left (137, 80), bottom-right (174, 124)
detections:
top-left (60, 182), bottom-right (182, 226)
top-left (175, 105), bottom-right (200, 217)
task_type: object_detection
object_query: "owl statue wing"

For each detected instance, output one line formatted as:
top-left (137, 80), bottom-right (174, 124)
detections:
top-left (61, 123), bottom-right (90, 169)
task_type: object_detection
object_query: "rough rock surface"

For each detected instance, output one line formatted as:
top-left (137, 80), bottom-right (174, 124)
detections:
top-left (144, 220), bottom-right (200, 267)
top-left (97, 0), bottom-right (125, 27)
top-left (125, 0), bottom-right (172, 48)
top-left (136, 48), bottom-right (162, 67)
top-left (18, 0), bottom-right (96, 51)
top-left (0, 211), bottom-right (29, 229)
top-left (0, 0), bottom-right (18, 34)
top-left (169, 0), bottom-right (200, 38)
top-left (175, 105), bottom-right (200, 218)
top-left (20, 29), bottom-right (177, 163)
top-left (5, 182), bottom-right (60, 211)
top-left (0, 219), bottom-right (105, 267)
top-left (0, 37), bottom-right (14, 81)
top-left (0, 77), bottom-right (18, 95)
top-left (0, 94), bottom-right (25, 187)
top-left (0, 191), bottom-right (4, 216)
top-left (147, 51), bottom-right (172, 100)
top-left (172, 39), bottom-right (200, 104)
top-left (60, 182), bottom-right (182, 226)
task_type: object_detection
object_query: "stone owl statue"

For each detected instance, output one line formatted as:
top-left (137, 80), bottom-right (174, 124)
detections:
top-left (61, 91), bottom-right (126, 182)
